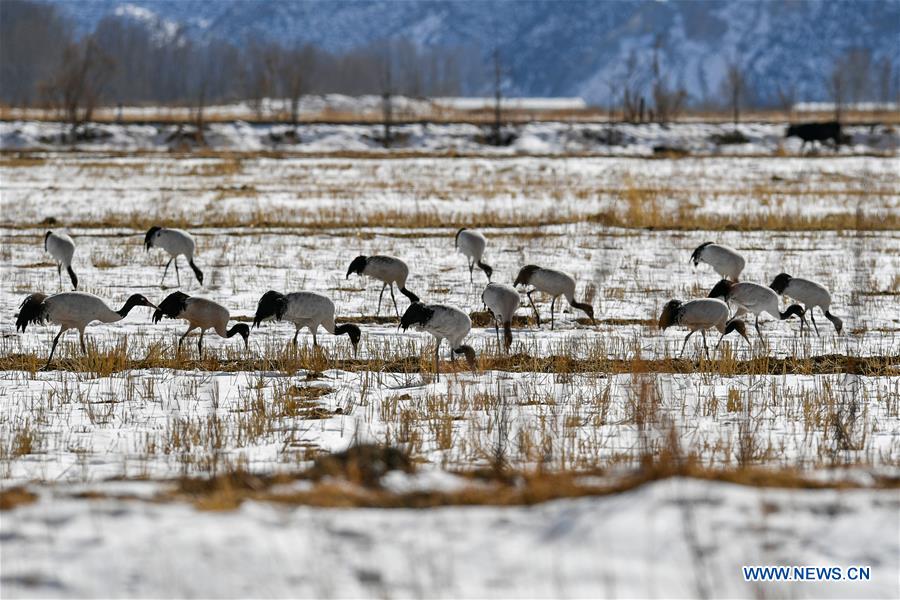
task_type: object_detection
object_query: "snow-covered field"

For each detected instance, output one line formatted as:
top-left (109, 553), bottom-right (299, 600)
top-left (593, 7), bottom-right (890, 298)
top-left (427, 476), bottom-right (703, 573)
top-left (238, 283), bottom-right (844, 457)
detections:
top-left (2, 119), bottom-right (898, 155)
top-left (1, 148), bottom-right (898, 598)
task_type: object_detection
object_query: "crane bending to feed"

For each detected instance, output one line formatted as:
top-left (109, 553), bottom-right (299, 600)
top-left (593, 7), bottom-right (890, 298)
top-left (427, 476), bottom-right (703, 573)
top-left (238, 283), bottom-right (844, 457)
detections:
top-left (769, 273), bottom-right (843, 335)
top-left (690, 242), bottom-right (745, 281)
top-left (658, 298), bottom-right (750, 358)
top-left (455, 228), bottom-right (493, 282)
top-left (708, 279), bottom-right (806, 341)
top-left (400, 302), bottom-right (477, 380)
top-left (153, 292), bottom-right (249, 355)
top-left (481, 282), bottom-right (520, 352)
top-left (514, 265), bottom-right (594, 329)
top-left (252, 290), bottom-right (362, 352)
top-left (346, 255), bottom-right (419, 317)
top-left (44, 230), bottom-right (78, 290)
top-left (145, 226), bottom-right (204, 287)
top-left (16, 291), bottom-right (157, 368)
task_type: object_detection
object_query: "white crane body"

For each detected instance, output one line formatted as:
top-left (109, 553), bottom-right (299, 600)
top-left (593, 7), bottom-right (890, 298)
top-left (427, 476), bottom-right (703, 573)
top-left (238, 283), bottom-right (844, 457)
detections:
top-left (253, 290), bottom-right (361, 350)
top-left (482, 282), bottom-right (519, 351)
top-left (346, 255), bottom-right (419, 317)
top-left (44, 231), bottom-right (78, 289)
top-left (400, 303), bottom-right (476, 380)
top-left (16, 291), bottom-right (156, 367)
top-left (455, 228), bottom-right (493, 282)
top-left (514, 265), bottom-right (594, 329)
top-left (691, 242), bottom-right (745, 281)
top-left (708, 279), bottom-right (806, 340)
top-left (658, 298), bottom-right (749, 358)
top-left (144, 227), bottom-right (204, 286)
top-left (770, 273), bottom-right (843, 334)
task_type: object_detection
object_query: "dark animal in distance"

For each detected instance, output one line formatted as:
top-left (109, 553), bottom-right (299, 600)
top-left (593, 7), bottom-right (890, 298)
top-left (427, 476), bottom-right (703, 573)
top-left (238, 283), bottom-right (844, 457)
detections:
top-left (785, 121), bottom-right (844, 152)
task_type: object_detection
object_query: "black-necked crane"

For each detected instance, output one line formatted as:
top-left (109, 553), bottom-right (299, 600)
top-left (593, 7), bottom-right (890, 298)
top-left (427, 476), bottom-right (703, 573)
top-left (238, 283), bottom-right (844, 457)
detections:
top-left (152, 292), bottom-right (248, 355)
top-left (482, 282), bottom-right (519, 352)
top-left (770, 273), bottom-right (843, 335)
top-left (253, 290), bottom-right (362, 352)
top-left (400, 302), bottom-right (477, 381)
top-left (708, 279), bottom-right (806, 341)
top-left (513, 265), bottom-right (594, 329)
top-left (455, 228), bottom-right (493, 282)
top-left (346, 255), bottom-right (419, 317)
top-left (44, 230), bottom-right (78, 290)
top-left (658, 298), bottom-right (750, 358)
top-left (144, 226), bottom-right (204, 287)
top-left (690, 242), bottom-right (745, 281)
top-left (15, 291), bottom-right (157, 368)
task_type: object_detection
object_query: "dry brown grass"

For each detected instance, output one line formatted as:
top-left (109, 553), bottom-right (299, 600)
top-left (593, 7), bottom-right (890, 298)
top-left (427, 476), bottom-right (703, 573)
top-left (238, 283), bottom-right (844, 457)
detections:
top-left (1, 351), bottom-right (895, 377)
top-left (0, 486), bottom-right (38, 511)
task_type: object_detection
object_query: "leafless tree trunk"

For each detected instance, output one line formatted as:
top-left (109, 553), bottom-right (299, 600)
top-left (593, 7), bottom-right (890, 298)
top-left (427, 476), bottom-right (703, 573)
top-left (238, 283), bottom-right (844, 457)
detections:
top-left (381, 43), bottom-right (393, 148)
top-left (492, 46), bottom-right (502, 145)
top-left (724, 61), bottom-right (744, 128)
top-left (829, 60), bottom-right (846, 123)
top-left (46, 37), bottom-right (114, 141)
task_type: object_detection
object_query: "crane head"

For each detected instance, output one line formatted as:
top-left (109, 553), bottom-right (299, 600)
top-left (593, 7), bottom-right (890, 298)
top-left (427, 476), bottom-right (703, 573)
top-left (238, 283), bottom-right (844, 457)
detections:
top-left (690, 241), bottom-right (713, 266)
top-left (769, 273), bottom-right (792, 294)
top-left (144, 226), bottom-right (162, 251)
top-left (708, 279), bottom-right (733, 300)
top-left (513, 265), bottom-right (540, 287)
top-left (346, 256), bottom-right (367, 279)
top-left (399, 302), bottom-right (433, 331)
top-left (658, 299), bottom-right (682, 330)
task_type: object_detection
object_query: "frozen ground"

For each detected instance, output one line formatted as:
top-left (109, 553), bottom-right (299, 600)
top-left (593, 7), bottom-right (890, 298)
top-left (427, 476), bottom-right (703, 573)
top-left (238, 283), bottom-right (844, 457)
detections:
top-left (1, 149), bottom-right (898, 598)
top-left (1, 119), bottom-right (898, 155)
top-left (2, 478), bottom-right (898, 599)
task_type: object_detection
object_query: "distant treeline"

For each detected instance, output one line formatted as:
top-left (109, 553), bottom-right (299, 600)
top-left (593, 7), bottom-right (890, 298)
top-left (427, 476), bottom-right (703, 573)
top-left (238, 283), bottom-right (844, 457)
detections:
top-left (0, 0), bottom-right (474, 114)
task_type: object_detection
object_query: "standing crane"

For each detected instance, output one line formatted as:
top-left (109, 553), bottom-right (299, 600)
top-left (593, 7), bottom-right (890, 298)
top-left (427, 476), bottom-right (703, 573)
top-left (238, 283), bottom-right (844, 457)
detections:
top-left (400, 302), bottom-right (477, 380)
top-left (708, 279), bottom-right (806, 341)
top-left (513, 264), bottom-right (594, 329)
top-left (690, 242), bottom-right (745, 281)
top-left (44, 231), bottom-right (78, 290)
top-left (152, 292), bottom-right (249, 355)
top-left (346, 255), bottom-right (419, 317)
top-left (769, 273), bottom-right (843, 334)
top-left (455, 228), bottom-right (493, 282)
top-left (658, 298), bottom-right (749, 358)
top-left (481, 282), bottom-right (519, 352)
top-left (144, 226), bottom-right (204, 287)
top-left (16, 291), bottom-right (157, 368)
top-left (252, 290), bottom-right (362, 352)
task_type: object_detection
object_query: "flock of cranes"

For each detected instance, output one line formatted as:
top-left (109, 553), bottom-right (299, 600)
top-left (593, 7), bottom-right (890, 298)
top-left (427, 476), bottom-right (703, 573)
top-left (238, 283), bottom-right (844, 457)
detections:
top-left (18, 228), bottom-right (843, 374)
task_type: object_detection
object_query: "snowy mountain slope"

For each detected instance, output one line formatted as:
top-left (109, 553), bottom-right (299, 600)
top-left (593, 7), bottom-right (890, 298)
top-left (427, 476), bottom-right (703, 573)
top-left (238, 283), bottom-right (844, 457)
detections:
top-left (46, 0), bottom-right (900, 104)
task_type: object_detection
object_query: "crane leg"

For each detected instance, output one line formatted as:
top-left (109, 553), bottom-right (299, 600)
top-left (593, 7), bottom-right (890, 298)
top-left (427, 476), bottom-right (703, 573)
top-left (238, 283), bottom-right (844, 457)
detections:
top-left (526, 290), bottom-right (540, 327)
top-left (754, 315), bottom-right (764, 342)
top-left (57, 264), bottom-right (62, 290)
top-left (390, 284), bottom-right (399, 318)
top-left (701, 330), bottom-right (709, 360)
top-left (197, 330), bottom-right (204, 357)
top-left (550, 296), bottom-right (556, 331)
top-left (679, 330), bottom-right (695, 358)
top-left (174, 257), bottom-right (181, 287)
top-left (495, 321), bottom-right (501, 346)
top-left (161, 258), bottom-right (173, 287)
top-left (312, 330), bottom-right (318, 347)
top-left (177, 327), bottom-right (194, 352)
top-left (79, 330), bottom-right (87, 354)
top-left (468, 259), bottom-right (474, 283)
top-left (434, 339), bottom-right (440, 382)
top-left (44, 328), bottom-right (66, 369)
top-left (376, 283), bottom-right (386, 316)
top-left (810, 309), bottom-right (820, 336)
top-left (292, 327), bottom-right (300, 347)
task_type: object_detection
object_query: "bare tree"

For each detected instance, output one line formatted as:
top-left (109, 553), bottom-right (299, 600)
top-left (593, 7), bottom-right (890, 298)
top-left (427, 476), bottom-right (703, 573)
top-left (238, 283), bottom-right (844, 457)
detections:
top-left (723, 60), bottom-right (745, 127)
top-left (650, 35), bottom-right (687, 124)
top-left (44, 37), bottom-right (115, 139)
top-left (380, 42), bottom-right (394, 148)
top-left (279, 45), bottom-right (317, 135)
top-left (618, 50), bottom-right (644, 123)
top-left (491, 46), bottom-right (503, 145)
top-left (829, 57), bottom-right (847, 122)
top-left (844, 48), bottom-right (872, 105)
top-left (775, 82), bottom-right (797, 117)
